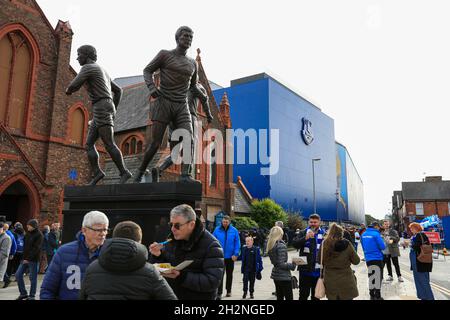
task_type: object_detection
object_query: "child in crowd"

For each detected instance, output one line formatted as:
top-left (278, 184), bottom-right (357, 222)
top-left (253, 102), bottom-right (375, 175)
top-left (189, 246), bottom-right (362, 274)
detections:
top-left (240, 236), bottom-right (263, 299)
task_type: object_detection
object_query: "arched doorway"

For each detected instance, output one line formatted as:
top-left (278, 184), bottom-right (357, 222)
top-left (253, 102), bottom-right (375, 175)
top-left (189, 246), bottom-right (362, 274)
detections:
top-left (0, 174), bottom-right (39, 225)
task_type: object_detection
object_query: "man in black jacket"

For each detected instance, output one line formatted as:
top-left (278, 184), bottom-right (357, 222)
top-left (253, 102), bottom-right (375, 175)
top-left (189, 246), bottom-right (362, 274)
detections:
top-left (149, 204), bottom-right (224, 300)
top-left (292, 214), bottom-right (325, 300)
top-left (15, 219), bottom-right (43, 300)
top-left (79, 221), bottom-right (177, 300)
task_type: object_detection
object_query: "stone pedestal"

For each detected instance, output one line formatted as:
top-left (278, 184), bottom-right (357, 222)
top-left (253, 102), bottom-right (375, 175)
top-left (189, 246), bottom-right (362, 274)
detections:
top-left (62, 182), bottom-right (202, 246)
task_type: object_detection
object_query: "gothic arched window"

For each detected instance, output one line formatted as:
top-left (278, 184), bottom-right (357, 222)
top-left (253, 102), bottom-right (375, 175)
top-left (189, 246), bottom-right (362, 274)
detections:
top-left (0, 31), bottom-right (33, 130)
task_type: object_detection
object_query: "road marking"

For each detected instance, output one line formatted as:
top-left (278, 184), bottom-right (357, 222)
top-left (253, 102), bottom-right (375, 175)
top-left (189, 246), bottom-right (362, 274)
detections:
top-left (399, 266), bottom-right (450, 297)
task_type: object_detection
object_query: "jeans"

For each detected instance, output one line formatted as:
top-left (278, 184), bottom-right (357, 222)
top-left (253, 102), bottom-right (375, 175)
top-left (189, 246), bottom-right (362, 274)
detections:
top-left (243, 272), bottom-right (256, 294)
top-left (16, 261), bottom-right (39, 297)
top-left (274, 280), bottom-right (293, 300)
top-left (410, 250), bottom-right (434, 300)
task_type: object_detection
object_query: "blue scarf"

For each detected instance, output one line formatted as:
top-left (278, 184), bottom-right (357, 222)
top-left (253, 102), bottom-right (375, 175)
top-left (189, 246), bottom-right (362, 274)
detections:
top-left (301, 227), bottom-right (325, 277)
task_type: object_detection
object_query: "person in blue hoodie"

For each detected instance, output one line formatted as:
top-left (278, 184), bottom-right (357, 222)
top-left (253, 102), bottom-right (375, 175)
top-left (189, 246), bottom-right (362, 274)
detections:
top-left (213, 215), bottom-right (240, 299)
top-left (361, 221), bottom-right (386, 300)
top-left (239, 236), bottom-right (263, 299)
top-left (40, 211), bottom-right (109, 300)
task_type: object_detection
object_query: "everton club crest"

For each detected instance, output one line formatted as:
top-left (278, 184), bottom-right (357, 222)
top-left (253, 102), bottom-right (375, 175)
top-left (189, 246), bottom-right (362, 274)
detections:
top-left (301, 117), bottom-right (314, 145)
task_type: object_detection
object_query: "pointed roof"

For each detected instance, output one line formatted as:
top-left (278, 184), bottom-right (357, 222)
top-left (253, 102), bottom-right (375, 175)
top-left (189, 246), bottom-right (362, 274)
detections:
top-left (55, 20), bottom-right (74, 36)
top-left (0, 123), bottom-right (48, 187)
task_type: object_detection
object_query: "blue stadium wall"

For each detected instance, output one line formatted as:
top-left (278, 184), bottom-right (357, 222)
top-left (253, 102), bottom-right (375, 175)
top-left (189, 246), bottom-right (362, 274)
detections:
top-left (214, 74), bottom-right (338, 221)
top-left (336, 143), bottom-right (365, 224)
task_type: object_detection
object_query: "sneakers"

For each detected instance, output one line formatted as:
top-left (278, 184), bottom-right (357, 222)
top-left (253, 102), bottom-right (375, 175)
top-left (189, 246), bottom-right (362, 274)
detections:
top-left (16, 295), bottom-right (28, 300)
top-left (226, 292), bottom-right (232, 297)
top-left (27, 296), bottom-right (36, 300)
top-left (398, 276), bottom-right (404, 282)
top-left (386, 276), bottom-right (394, 282)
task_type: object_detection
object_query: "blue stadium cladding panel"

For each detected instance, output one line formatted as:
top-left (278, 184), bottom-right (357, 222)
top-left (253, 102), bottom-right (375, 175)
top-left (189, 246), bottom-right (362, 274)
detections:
top-left (214, 75), bottom-right (338, 221)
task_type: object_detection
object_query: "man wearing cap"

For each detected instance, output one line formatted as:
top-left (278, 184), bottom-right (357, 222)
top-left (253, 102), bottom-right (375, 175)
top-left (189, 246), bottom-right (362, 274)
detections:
top-left (40, 211), bottom-right (109, 300)
top-left (15, 219), bottom-right (43, 300)
top-left (361, 221), bottom-right (386, 300)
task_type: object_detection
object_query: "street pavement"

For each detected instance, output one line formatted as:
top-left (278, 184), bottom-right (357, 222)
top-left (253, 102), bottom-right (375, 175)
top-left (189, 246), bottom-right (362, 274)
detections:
top-left (0, 246), bottom-right (449, 300)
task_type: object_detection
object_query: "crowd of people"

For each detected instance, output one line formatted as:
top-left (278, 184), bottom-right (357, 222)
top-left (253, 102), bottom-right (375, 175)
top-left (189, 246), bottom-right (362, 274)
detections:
top-left (0, 208), bottom-right (436, 301)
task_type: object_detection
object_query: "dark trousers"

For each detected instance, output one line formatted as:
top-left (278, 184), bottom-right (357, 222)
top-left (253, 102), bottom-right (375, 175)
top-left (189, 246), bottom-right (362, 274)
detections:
top-left (366, 260), bottom-right (384, 299)
top-left (243, 272), bottom-right (256, 294)
top-left (218, 258), bottom-right (234, 295)
top-left (299, 275), bottom-right (320, 300)
top-left (274, 280), bottom-right (293, 300)
top-left (383, 254), bottom-right (401, 277)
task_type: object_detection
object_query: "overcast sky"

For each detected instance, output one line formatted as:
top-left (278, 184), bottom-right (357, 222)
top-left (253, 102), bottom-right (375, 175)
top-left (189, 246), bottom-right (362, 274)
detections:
top-left (37, 0), bottom-right (450, 219)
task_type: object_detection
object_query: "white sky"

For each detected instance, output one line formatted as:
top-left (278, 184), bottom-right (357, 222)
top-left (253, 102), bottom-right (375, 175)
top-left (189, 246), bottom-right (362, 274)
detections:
top-left (36, 0), bottom-right (450, 219)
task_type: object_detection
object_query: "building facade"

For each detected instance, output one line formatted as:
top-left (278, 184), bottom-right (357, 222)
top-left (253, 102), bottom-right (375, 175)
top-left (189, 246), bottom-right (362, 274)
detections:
top-left (0, 0), bottom-right (92, 225)
top-left (393, 176), bottom-right (450, 232)
top-left (213, 73), bottom-right (365, 224)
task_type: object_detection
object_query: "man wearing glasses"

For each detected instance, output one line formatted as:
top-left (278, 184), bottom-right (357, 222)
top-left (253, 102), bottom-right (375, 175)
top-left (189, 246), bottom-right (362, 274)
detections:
top-left (40, 211), bottom-right (109, 300)
top-left (149, 204), bottom-right (224, 300)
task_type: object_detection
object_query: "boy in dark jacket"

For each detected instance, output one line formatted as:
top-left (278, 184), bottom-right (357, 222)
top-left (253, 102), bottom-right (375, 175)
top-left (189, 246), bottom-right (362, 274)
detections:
top-left (15, 219), bottom-right (43, 300)
top-left (240, 236), bottom-right (263, 299)
top-left (80, 221), bottom-right (177, 300)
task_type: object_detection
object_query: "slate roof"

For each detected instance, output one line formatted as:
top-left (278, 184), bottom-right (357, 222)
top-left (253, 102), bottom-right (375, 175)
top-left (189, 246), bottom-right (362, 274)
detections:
top-left (114, 83), bottom-right (150, 133)
top-left (402, 180), bottom-right (450, 201)
top-left (114, 75), bottom-right (144, 88)
top-left (234, 185), bottom-right (252, 214)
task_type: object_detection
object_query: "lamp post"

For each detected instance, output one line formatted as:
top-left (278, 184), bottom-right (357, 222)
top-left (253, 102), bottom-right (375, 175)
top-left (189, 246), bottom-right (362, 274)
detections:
top-left (312, 158), bottom-right (321, 214)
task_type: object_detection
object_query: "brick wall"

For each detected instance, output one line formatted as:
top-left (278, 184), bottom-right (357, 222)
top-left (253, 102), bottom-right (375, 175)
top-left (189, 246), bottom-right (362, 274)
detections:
top-left (0, 0), bottom-right (93, 225)
top-left (405, 200), bottom-right (450, 218)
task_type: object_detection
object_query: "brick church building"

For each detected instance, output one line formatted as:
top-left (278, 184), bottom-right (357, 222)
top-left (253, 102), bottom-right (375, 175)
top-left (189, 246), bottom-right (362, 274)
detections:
top-left (0, 0), bottom-right (93, 225)
top-left (108, 51), bottom-right (239, 225)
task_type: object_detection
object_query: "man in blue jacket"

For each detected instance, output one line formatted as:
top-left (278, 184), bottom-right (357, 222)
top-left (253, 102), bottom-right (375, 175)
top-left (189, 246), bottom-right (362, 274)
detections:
top-left (40, 211), bottom-right (109, 300)
top-left (213, 215), bottom-right (240, 299)
top-left (361, 221), bottom-right (386, 300)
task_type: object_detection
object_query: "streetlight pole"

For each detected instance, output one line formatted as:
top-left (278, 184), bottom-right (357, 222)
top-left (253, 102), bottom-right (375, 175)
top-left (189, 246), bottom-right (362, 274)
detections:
top-left (312, 158), bottom-right (321, 214)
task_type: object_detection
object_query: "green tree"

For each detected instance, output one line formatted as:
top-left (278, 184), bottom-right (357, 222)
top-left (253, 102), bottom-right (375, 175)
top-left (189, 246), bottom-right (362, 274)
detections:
top-left (232, 216), bottom-right (259, 231)
top-left (287, 212), bottom-right (306, 230)
top-left (365, 214), bottom-right (381, 226)
top-left (251, 198), bottom-right (288, 229)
